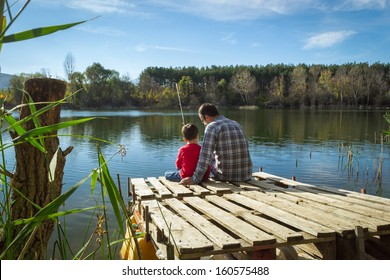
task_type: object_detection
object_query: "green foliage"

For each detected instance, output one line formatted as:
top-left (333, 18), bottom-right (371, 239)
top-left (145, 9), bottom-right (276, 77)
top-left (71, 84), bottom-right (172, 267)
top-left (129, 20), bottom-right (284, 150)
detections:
top-left (0, 19), bottom-right (90, 44)
top-left (40, 62), bottom-right (390, 110)
top-left (1, 1), bottom-right (131, 260)
top-left (0, 92), bottom-right (131, 259)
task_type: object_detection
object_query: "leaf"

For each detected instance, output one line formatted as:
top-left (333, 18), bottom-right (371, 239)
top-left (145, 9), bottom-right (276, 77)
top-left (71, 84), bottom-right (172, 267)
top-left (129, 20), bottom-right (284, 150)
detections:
top-left (48, 148), bottom-right (59, 183)
top-left (3, 91), bottom-right (75, 135)
top-left (97, 149), bottom-right (127, 237)
top-left (0, 15), bottom-right (6, 51)
top-left (91, 168), bottom-right (99, 195)
top-left (0, 18), bottom-right (93, 44)
top-left (26, 94), bottom-right (45, 147)
top-left (3, 113), bottom-right (46, 153)
top-left (12, 117), bottom-right (97, 143)
top-left (10, 207), bottom-right (98, 227)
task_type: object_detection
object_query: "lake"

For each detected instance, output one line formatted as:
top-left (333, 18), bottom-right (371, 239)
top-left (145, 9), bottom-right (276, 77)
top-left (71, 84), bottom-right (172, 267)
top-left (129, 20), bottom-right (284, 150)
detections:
top-left (3, 108), bottom-right (390, 258)
top-left (59, 108), bottom-right (389, 196)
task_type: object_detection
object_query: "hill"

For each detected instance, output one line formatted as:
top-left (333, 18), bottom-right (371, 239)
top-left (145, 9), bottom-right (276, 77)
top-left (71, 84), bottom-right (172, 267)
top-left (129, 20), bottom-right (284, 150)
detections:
top-left (0, 73), bottom-right (13, 89)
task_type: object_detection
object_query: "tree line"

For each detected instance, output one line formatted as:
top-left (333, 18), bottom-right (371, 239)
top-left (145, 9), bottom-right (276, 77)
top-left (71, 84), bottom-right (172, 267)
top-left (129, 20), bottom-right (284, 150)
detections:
top-left (5, 60), bottom-right (390, 109)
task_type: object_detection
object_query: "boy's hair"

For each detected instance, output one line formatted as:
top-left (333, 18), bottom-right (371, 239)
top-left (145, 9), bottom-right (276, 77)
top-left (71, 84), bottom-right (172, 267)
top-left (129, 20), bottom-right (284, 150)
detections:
top-left (182, 123), bottom-right (198, 141)
top-left (198, 103), bottom-right (219, 117)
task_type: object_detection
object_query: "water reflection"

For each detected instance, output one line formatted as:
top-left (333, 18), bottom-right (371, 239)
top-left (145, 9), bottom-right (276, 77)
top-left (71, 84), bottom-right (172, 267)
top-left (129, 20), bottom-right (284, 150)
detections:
top-left (227, 109), bottom-right (387, 144)
top-left (57, 109), bottom-right (390, 198)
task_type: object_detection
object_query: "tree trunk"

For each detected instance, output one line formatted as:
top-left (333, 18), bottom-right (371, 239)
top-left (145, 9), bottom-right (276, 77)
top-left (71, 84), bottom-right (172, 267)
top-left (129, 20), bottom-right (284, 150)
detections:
top-left (9, 78), bottom-right (71, 259)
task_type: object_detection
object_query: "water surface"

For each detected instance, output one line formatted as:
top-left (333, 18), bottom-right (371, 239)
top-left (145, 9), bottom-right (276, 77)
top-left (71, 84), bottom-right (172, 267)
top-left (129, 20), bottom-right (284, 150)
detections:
top-left (3, 108), bottom-right (389, 258)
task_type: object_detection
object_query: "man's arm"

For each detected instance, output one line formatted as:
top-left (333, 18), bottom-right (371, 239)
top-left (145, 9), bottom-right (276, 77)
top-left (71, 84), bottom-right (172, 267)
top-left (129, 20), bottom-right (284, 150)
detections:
top-left (189, 125), bottom-right (217, 183)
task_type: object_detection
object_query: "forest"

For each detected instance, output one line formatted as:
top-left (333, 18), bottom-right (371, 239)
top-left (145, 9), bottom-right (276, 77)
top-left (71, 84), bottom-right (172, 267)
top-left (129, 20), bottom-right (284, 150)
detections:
top-left (4, 60), bottom-right (390, 109)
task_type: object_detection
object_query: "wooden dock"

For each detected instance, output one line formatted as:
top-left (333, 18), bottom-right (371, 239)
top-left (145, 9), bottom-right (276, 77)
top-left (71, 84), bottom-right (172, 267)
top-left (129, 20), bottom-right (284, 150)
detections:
top-left (128, 172), bottom-right (390, 260)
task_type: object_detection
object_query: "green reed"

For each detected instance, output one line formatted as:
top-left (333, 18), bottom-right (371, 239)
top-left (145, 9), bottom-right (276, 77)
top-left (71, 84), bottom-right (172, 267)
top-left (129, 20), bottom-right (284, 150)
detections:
top-left (0, 95), bottom-right (134, 259)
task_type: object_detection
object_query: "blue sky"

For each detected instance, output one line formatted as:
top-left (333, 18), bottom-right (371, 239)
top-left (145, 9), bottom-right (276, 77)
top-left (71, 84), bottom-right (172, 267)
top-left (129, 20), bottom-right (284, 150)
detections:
top-left (1, 0), bottom-right (390, 80)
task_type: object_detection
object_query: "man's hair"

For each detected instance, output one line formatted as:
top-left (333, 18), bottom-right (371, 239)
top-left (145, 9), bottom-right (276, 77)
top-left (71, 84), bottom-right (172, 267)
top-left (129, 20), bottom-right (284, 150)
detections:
top-left (198, 103), bottom-right (219, 117)
top-left (182, 123), bottom-right (198, 140)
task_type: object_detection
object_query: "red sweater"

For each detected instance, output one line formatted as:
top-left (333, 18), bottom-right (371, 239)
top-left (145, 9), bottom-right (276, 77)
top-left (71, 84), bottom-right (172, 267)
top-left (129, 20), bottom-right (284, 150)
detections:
top-left (176, 143), bottom-right (210, 181)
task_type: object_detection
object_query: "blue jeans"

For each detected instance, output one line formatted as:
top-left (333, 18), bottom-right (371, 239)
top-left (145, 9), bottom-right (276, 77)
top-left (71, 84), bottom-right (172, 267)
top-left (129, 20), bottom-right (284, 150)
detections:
top-left (165, 171), bottom-right (182, 182)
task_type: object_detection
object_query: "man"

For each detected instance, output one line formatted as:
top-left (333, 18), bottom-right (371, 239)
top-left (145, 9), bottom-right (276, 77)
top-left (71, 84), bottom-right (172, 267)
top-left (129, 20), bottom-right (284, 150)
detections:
top-left (179, 103), bottom-right (253, 185)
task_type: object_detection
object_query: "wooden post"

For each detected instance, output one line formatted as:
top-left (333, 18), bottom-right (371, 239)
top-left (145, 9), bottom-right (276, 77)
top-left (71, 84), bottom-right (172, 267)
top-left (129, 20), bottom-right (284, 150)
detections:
top-left (355, 226), bottom-right (366, 259)
top-left (127, 177), bottom-right (131, 197)
top-left (145, 206), bottom-right (150, 241)
top-left (166, 243), bottom-right (175, 260)
top-left (9, 78), bottom-right (71, 259)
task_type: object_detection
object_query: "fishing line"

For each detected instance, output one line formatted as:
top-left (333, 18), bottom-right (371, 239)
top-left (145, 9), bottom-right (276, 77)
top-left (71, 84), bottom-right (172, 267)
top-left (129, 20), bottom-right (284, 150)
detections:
top-left (175, 83), bottom-right (185, 125)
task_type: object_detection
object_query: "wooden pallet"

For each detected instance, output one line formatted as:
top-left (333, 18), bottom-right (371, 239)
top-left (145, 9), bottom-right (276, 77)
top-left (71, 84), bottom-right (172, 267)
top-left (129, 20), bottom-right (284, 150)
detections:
top-left (128, 174), bottom-right (390, 259)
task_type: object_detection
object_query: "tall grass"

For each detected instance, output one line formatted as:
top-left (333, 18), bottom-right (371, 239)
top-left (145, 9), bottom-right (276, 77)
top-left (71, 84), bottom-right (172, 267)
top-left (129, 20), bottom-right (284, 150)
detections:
top-left (338, 134), bottom-right (386, 195)
top-left (0, 93), bottom-right (134, 259)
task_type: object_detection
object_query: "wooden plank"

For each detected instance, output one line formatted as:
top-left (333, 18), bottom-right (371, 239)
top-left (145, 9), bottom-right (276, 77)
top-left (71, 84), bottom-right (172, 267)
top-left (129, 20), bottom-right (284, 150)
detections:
top-left (239, 191), bottom-right (357, 236)
top-left (200, 180), bottom-right (238, 194)
top-left (266, 189), bottom-right (388, 232)
top-left (240, 213), bottom-right (305, 244)
top-left (147, 177), bottom-right (172, 198)
top-left (183, 196), bottom-right (276, 246)
top-left (158, 177), bottom-right (193, 197)
top-left (253, 172), bottom-right (390, 211)
top-left (236, 179), bottom-right (281, 192)
top-left (293, 184), bottom-right (390, 216)
top-left (224, 193), bottom-right (335, 238)
top-left (286, 183), bottom-right (390, 221)
top-left (188, 184), bottom-right (211, 196)
top-left (205, 195), bottom-right (249, 215)
top-left (246, 179), bottom-right (390, 232)
top-left (259, 170), bottom-right (390, 208)
top-left (253, 171), bottom-right (299, 186)
top-left (206, 195), bottom-right (304, 242)
top-left (164, 198), bottom-right (241, 249)
top-left (131, 178), bottom-right (155, 199)
top-left (141, 200), bottom-right (214, 254)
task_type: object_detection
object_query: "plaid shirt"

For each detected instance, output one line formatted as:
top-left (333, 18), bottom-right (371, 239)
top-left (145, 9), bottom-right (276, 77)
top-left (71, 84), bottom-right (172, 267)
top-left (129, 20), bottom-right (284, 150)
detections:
top-left (191, 115), bottom-right (253, 183)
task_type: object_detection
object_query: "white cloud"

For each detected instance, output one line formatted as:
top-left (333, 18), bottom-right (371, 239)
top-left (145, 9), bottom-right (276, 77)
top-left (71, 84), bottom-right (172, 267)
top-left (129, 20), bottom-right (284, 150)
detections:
top-left (334, 0), bottom-right (387, 10)
top-left (221, 33), bottom-right (237, 44)
top-left (35, 0), bottom-right (147, 15)
top-left (303, 30), bottom-right (357, 49)
top-left (77, 26), bottom-right (127, 37)
top-left (146, 0), bottom-right (314, 20)
top-left (39, 0), bottom-right (388, 20)
top-left (147, 0), bottom-right (388, 20)
top-left (65, 0), bottom-right (135, 14)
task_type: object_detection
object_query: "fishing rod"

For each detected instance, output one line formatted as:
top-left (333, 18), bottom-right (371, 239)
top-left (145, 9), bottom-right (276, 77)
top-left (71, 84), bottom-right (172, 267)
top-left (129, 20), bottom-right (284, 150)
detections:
top-left (175, 82), bottom-right (185, 126)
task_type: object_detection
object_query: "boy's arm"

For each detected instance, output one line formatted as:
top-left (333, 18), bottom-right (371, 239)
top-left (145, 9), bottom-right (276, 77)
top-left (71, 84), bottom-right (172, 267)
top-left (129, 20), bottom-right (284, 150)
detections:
top-left (175, 148), bottom-right (183, 169)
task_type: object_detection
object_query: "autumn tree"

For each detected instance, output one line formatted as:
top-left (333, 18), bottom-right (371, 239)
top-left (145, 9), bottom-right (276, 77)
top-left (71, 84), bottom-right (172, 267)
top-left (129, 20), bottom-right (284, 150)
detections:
top-left (333, 66), bottom-right (350, 105)
top-left (229, 69), bottom-right (257, 105)
top-left (348, 64), bottom-right (366, 106)
top-left (289, 65), bottom-right (308, 106)
top-left (318, 69), bottom-right (335, 104)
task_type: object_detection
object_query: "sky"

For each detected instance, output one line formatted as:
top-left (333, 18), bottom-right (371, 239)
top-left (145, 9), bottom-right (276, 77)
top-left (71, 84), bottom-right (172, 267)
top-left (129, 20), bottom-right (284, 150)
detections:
top-left (1, 0), bottom-right (390, 81)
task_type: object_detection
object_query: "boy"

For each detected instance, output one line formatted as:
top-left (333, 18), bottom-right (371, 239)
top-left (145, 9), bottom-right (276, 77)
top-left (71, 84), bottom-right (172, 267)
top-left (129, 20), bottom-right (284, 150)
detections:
top-left (165, 123), bottom-right (210, 182)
